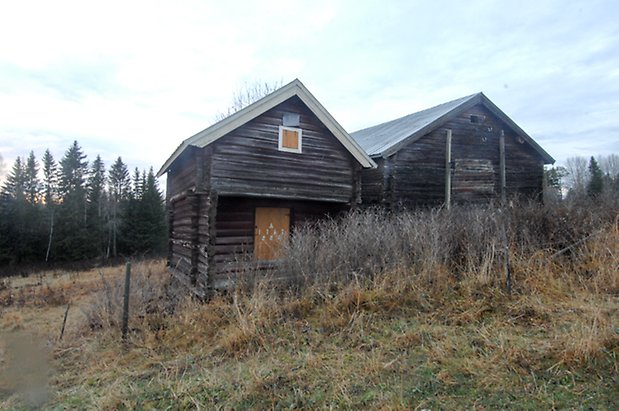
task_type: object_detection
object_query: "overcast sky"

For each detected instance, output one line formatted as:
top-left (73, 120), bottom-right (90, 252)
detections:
top-left (1, 0), bottom-right (618, 183)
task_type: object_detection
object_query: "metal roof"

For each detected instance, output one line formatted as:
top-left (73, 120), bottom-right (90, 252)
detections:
top-left (351, 93), bottom-right (555, 164)
top-left (157, 79), bottom-right (376, 177)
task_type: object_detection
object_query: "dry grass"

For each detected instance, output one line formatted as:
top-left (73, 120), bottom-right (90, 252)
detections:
top-left (0, 199), bottom-right (618, 409)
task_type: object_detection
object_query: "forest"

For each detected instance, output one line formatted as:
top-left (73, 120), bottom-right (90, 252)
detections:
top-left (0, 141), bottom-right (167, 270)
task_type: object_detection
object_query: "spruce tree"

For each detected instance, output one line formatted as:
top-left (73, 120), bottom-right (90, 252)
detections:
top-left (88, 155), bottom-right (107, 257)
top-left (56, 141), bottom-right (94, 260)
top-left (0, 156), bottom-right (43, 263)
top-left (0, 157), bottom-right (26, 263)
top-left (587, 156), bottom-right (604, 197)
top-left (141, 167), bottom-right (167, 254)
top-left (1, 157), bottom-right (26, 200)
top-left (23, 151), bottom-right (44, 260)
top-left (58, 141), bottom-right (88, 201)
top-left (42, 149), bottom-right (58, 207)
top-left (122, 171), bottom-right (142, 254)
top-left (24, 151), bottom-right (40, 204)
top-left (108, 157), bottom-right (131, 257)
top-left (122, 168), bottom-right (146, 254)
top-left (42, 149), bottom-right (58, 261)
top-left (122, 168), bottom-right (166, 255)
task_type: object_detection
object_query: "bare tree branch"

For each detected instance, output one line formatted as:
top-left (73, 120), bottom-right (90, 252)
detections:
top-left (564, 156), bottom-right (589, 195)
top-left (214, 80), bottom-right (283, 121)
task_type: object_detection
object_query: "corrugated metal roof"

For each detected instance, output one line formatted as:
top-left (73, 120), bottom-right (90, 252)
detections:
top-left (351, 93), bottom-right (480, 157)
top-left (351, 92), bottom-right (554, 164)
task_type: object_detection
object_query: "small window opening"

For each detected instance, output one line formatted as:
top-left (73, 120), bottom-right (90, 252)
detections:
top-left (470, 115), bottom-right (482, 124)
top-left (278, 126), bottom-right (302, 153)
top-left (283, 113), bottom-right (300, 127)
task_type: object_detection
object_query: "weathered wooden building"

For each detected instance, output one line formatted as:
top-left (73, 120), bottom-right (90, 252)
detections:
top-left (157, 79), bottom-right (375, 293)
top-left (351, 93), bottom-right (555, 208)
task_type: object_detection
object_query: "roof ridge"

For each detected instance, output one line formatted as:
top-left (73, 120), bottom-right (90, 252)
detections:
top-left (157, 79), bottom-right (376, 176)
top-left (353, 92), bottom-right (481, 135)
top-left (349, 91), bottom-right (553, 164)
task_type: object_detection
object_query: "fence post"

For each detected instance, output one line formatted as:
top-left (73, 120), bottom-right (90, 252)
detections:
top-left (59, 303), bottom-right (70, 341)
top-left (121, 262), bottom-right (132, 341)
top-left (502, 221), bottom-right (512, 294)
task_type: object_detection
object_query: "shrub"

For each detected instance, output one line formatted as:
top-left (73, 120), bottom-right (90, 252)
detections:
top-left (82, 263), bottom-right (180, 332)
top-left (280, 195), bottom-right (618, 293)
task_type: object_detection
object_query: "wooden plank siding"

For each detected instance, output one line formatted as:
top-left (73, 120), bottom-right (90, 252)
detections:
top-left (363, 103), bottom-right (545, 208)
top-left (209, 96), bottom-right (358, 203)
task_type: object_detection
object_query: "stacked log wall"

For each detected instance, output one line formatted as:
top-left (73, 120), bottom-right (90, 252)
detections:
top-left (211, 196), bottom-right (348, 288)
top-left (168, 192), bottom-right (211, 296)
top-left (168, 194), bottom-right (197, 280)
top-left (389, 104), bottom-right (545, 207)
top-left (360, 157), bottom-right (385, 205)
top-left (166, 147), bottom-right (198, 200)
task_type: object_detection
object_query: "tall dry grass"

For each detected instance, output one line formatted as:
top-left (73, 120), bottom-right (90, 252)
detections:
top-left (281, 195), bottom-right (618, 293)
top-left (63, 196), bottom-right (617, 396)
top-left (81, 195), bottom-right (618, 342)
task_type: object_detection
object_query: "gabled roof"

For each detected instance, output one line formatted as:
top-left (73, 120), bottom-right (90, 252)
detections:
top-left (157, 79), bottom-right (376, 176)
top-left (351, 92), bottom-right (555, 164)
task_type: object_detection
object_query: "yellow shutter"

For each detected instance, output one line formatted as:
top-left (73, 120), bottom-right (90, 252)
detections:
top-left (282, 129), bottom-right (299, 150)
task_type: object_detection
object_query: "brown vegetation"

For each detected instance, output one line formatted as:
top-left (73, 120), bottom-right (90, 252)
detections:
top-left (0, 197), bottom-right (617, 409)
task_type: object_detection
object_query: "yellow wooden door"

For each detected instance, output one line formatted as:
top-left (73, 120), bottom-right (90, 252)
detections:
top-left (254, 207), bottom-right (290, 260)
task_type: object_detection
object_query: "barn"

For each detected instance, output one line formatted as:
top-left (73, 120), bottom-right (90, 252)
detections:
top-left (157, 79), bottom-right (375, 294)
top-left (351, 93), bottom-right (555, 209)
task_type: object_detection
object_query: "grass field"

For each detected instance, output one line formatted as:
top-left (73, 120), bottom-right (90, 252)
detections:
top-left (0, 217), bottom-right (618, 409)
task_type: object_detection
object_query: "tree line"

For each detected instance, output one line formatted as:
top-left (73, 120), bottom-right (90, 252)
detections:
top-left (0, 141), bottom-right (166, 267)
top-left (544, 154), bottom-right (619, 201)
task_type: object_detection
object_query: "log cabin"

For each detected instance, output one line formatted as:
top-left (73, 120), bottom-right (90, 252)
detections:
top-left (157, 79), bottom-right (375, 295)
top-left (351, 93), bottom-right (555, 209)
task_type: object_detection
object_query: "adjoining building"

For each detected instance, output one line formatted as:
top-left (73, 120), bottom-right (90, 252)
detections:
top-left (351, 93), bottom-right (554, 208)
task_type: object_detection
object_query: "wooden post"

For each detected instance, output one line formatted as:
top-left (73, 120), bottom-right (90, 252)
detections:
top-left (498, 131), bottom-right (511, 292)
top-left (121, 262), bottom-right (131, 341)
top-left (445, 129), bottom-right (452, 210)
top-left (45, 209), bottom-right (54, 262)
top-left (499, 130), bottom-right (506, 205)
top-left (502, 219), bottom-right (512, 294)
top-left (58, 303), bottom-right (70, 341)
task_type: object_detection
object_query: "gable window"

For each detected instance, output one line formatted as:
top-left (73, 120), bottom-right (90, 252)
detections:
top-left (278, 126), bottom-right (302, 153)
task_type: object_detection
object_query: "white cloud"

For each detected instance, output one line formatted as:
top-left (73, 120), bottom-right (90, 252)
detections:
top-left (0, 0), bottom-right (618, 182)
